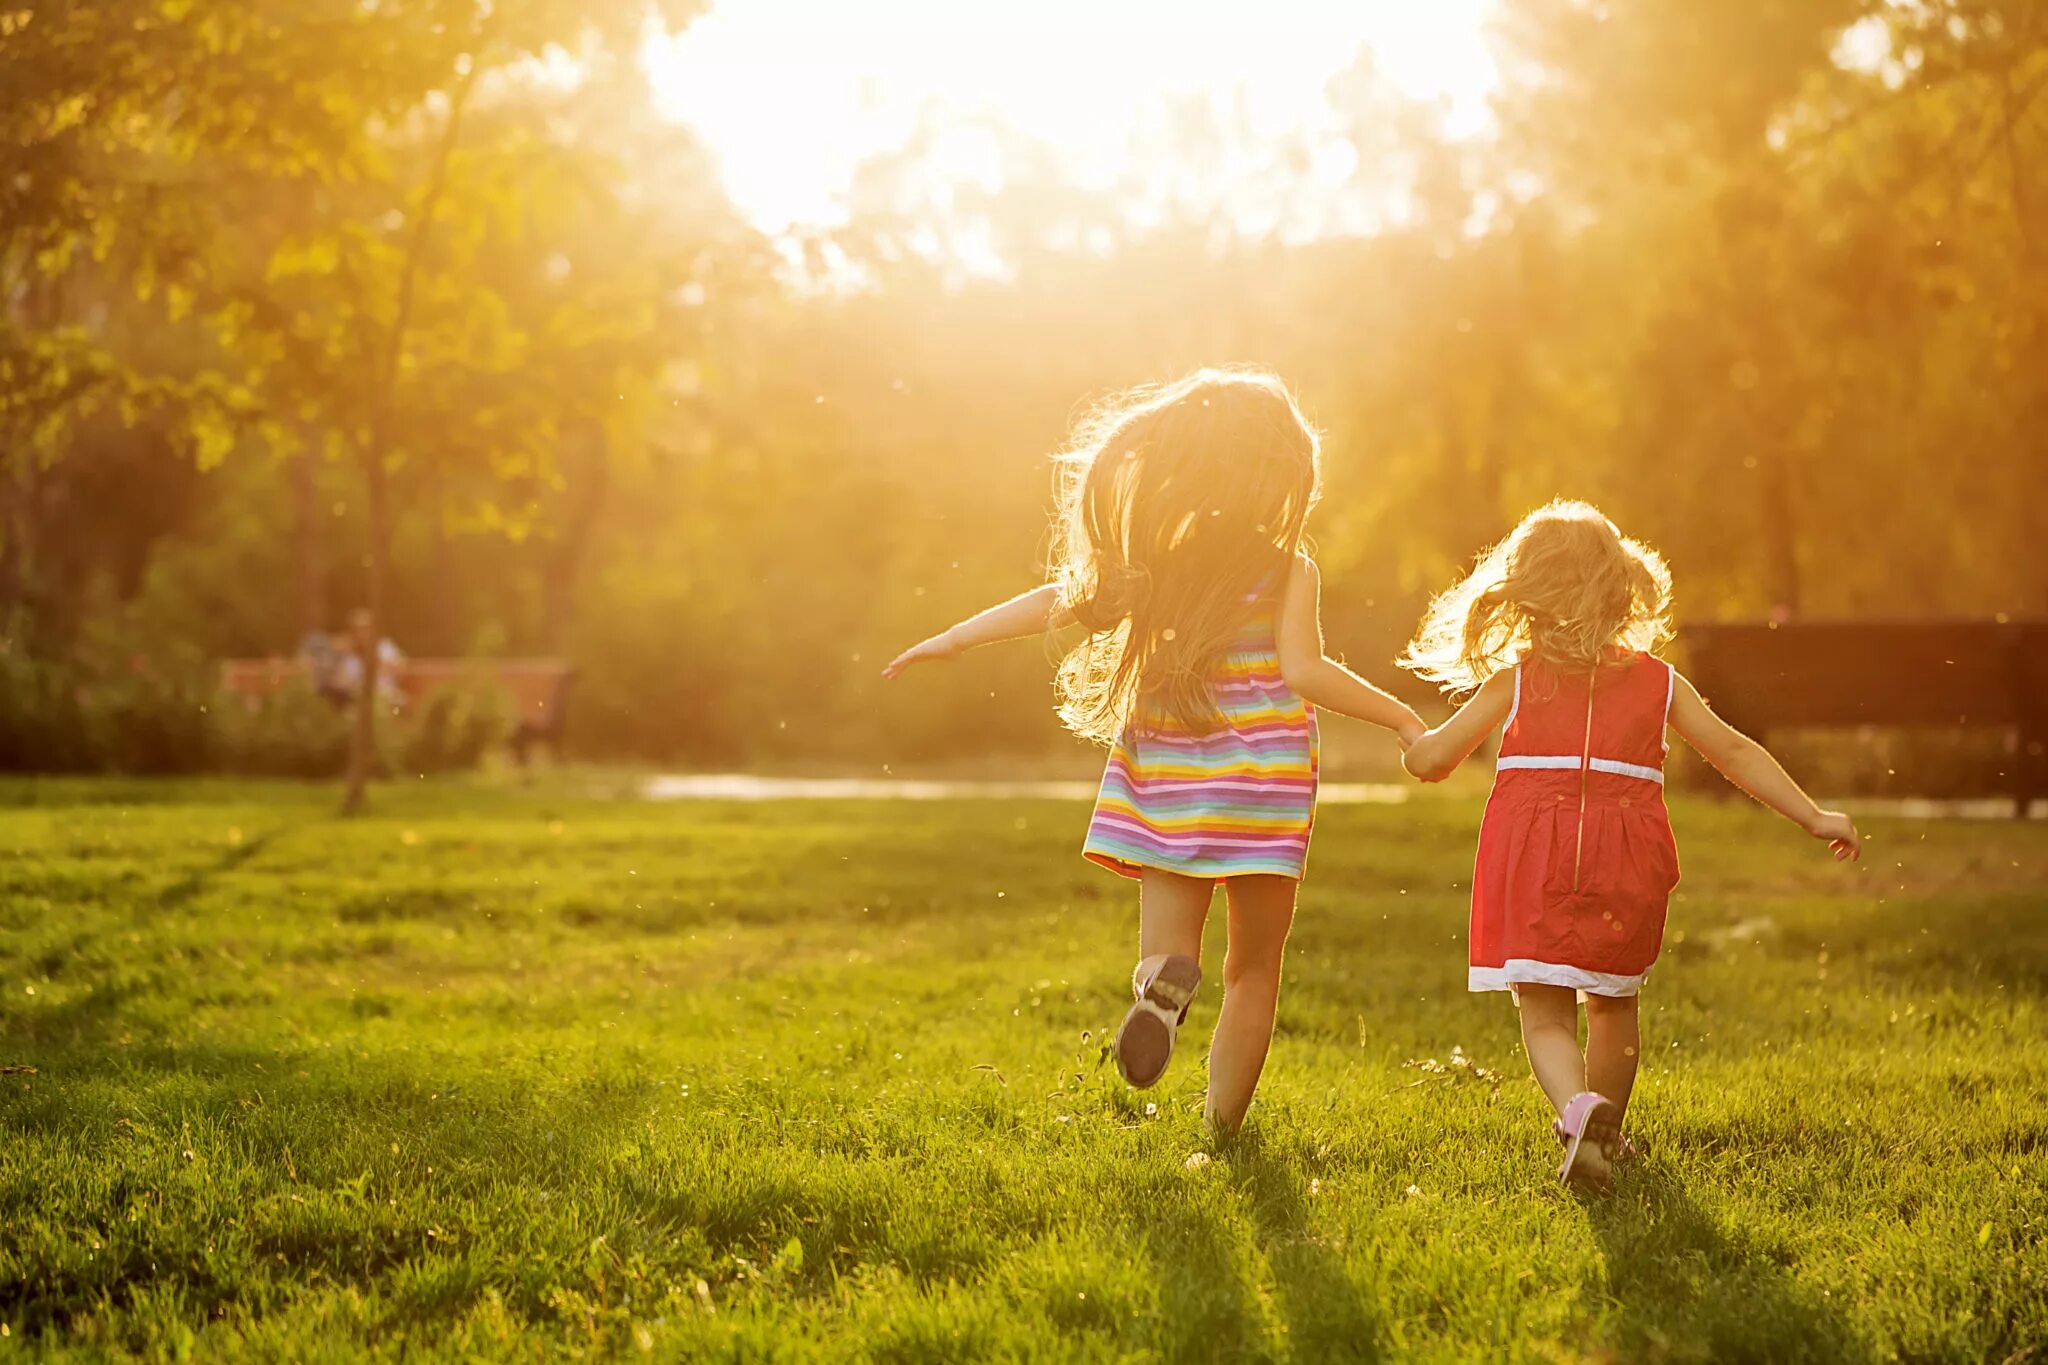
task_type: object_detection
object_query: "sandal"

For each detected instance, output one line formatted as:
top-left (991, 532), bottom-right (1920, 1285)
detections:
top-left (1553, 1119), bottom-right (1638, 1167)
top-left (1553, 1091), bottom-right (1621, 1192)
top-left (1114, 954), bottom-right (1202, 1089)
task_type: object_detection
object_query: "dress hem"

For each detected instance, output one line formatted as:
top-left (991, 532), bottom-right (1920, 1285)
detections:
top-left (1468, 960), bottom-right (1645, 997)
top-left (1083, 849), bottom-right (1307, 882)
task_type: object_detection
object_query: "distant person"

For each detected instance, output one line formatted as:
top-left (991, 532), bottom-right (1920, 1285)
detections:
top-left (297, 630), bottom-right (348, 704)
top-left (332, 608), bottom-right (405, 707)
top-left (884, 368), bottom-right (1425, 1136)
top-left (1400, 500), bottom-right (1861, 1191)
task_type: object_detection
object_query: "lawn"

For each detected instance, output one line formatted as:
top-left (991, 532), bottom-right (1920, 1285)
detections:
top-left (1, 776), bottom-right (2044, 1362)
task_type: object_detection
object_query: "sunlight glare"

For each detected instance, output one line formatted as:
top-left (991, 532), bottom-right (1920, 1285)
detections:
top-left (642, 0), bottom-right (1499, 236)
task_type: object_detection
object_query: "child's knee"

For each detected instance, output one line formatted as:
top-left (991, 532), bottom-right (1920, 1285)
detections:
top-left (1222, 941), bottom-right (1285, 994)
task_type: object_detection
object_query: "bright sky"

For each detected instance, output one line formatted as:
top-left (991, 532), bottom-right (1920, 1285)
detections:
top-left (641, 0), bottom-right (1500, 237)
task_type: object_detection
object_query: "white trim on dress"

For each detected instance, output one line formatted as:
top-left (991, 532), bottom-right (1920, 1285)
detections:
top-left (1495, 754), bottom-right (1666, 784)
top-left (1469, 959), bottom-right (1646, 997)
top-left (1504, 665), bottom-right (1522, 733)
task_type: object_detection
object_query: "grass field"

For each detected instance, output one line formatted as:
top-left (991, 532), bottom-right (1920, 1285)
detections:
top-left (2, 776), bottom-right (2044, 1362)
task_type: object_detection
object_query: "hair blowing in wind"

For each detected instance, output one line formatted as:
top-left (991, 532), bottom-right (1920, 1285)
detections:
top-left (1049, 369), bottom-right (1321, 745)
top-left (1400, 499), bottom-right (1674, 695)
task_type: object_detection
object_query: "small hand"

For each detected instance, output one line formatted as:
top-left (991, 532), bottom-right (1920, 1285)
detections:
top-left (1397, 719), bottom-right (1428, 753)
top-left (881, 632), bottom-right (962, 679)
top-left (1807, 809), bottom-right (1862, 862)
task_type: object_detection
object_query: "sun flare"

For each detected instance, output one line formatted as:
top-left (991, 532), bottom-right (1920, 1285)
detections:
top-left (641, 0), bottom-right (1500, 237)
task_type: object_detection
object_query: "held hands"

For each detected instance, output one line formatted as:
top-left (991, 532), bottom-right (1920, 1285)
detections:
top-left (1806, 809), bottom-right (1863, 862)
top-left (881, 630), bottom-right (962, 680)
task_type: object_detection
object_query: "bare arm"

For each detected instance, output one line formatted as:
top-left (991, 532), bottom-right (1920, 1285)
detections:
top-left (1276, 556), bottom-right (1427, 743)
top-left (1403, 669), bottom-right (1516, 782)
top-left (882, 583), bottom-right (1073, 679)
top-left (1668, 671), bottom-right (1862, 860)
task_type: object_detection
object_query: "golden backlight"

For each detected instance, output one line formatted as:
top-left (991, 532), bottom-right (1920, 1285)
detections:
top-left (641, 0), bottom-right (1499, 236)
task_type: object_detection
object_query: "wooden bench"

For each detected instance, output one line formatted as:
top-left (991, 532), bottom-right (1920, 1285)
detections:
top-left (1678, 620), bottom-right (2048, 816)
top-left (219, 657), bottom-right (575, 762)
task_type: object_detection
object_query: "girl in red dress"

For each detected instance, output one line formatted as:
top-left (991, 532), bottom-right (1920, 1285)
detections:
top-left (1399, 501), bottom-right (1861, 1190)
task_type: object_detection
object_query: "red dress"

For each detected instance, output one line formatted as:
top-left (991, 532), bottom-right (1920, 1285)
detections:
top-left (1469, 651), bottom-right (1681, 998)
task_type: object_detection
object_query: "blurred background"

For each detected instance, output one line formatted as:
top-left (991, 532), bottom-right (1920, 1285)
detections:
top-left (2, 0), bottom-right (2043, 785)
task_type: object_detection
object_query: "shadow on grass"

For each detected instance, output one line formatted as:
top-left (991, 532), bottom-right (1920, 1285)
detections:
top-left (155, 822), bottom-right (295, 910)
top-left (1588, 1163), bottom-right (1870, 1363)
top-left (1131, 1200), bottom-right (1276, 1361)
top-left (1226, 1128), bottom-right (1386, 1363)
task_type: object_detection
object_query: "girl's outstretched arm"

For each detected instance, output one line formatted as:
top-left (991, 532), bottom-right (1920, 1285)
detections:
top-left (1276, 556), bottom-right (1427, 743)
top-left (882, 583), bottom-right (1073, 679)
top-left (1668, 671), bottom-right (1862, 860)
top-left (1402, 669), bottom-right (1515, 782)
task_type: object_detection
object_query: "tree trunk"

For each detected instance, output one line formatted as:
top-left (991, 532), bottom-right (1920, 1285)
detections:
top-left (341, 454), bottom-right (389, 815)
top-left (541, 424), bottom-right (610, 652)
top-left (0, 451), bottom-right (48, 651)
top-left (2006, 68), bottom-right (2048, 612)
top-left (1758, 444), bottom-right (1801, 618)
top-left (293, 441), bottom-right (324, 638)
top-left (0, 451), bottom-right (25, 624)
top-left (429, 457), bottom-right (453, 651)
top-left (1, 275), bottom-right (59, 644)
top-left (339, 52), bottom-right (483, 814)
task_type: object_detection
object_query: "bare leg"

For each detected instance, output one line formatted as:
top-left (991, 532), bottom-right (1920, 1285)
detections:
top-left (1205, 874), bottom-right (1297, 1134)
top-left (1514, 983), bottom-right (1586, 1117)
top-left (1110, 870), bottom-right (1216, 1089)
top-left (1138, 868), bottom-right (1213, 964)
top-left (1583, 993), bottom-right (1641, 1121)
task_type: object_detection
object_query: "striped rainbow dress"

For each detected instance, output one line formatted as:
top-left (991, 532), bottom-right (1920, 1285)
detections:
top-left (1083, 591), bottom-right (1319, 880)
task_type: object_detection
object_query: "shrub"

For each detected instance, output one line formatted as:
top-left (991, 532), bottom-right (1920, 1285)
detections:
top-left (80, 673), bottom-right (217, 775)
top-left (401, 682), bottom-right (511, 775)
top-left (0, 651), bottom-right (97, 772)
top-left (212, 681), bottom-right (359, 779)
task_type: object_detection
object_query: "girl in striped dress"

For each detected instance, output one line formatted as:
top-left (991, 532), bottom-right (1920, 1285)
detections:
top-left (1401, 501), bottom-right (1861, 1189)
top-left (885, 368), bottom-right (1425, 1133)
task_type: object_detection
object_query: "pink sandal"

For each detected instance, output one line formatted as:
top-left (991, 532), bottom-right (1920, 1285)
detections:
top-left (1553, 1092), bottom-right (1621, 1191)
top-left (1114, 954), bottom-right (1201, 1089)
top-left (1553, 1117), bottom-right (1638, 1167)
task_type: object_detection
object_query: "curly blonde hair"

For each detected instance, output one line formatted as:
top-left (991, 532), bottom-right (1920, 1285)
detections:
top-left (1050, 367), bottom-right (1321, 745)
top-left (1400, 499), bottom-right (1673, 695)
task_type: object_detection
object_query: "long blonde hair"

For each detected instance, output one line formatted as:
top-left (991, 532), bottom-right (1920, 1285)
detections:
top-left (1051, 368), bottom-right (1321, 744)
top-left (1400, 499), bottom-right (1673, 694)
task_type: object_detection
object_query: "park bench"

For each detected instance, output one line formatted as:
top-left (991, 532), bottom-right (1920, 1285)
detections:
top-left (219, 656), bottom-right (575, 762)
top-left (1677, 620), bottom-right (2048, 816)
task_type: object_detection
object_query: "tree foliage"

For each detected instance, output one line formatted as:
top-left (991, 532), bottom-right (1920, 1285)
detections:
top-left (1, 0), bottom-right (2043, 779)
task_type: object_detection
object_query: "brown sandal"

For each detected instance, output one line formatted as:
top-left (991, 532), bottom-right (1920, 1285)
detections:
top-left (1114, 954), bottom-right (1202, 1089)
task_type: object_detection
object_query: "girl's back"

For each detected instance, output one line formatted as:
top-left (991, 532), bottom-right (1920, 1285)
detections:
top-left (1497, 652), bottom-right (1672, 790)
top-left (1087, 581), bottom-right (1319, 880)
top-left (1474, 651), bottom-right (1679, 995)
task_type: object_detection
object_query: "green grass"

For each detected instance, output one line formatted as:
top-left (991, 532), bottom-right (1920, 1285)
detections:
top-left (1, 776), bottom-right (2044, 1362)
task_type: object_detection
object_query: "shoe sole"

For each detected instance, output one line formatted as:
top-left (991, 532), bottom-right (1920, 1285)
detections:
top-left (1114, 955), bottom-right (1201, 1089)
